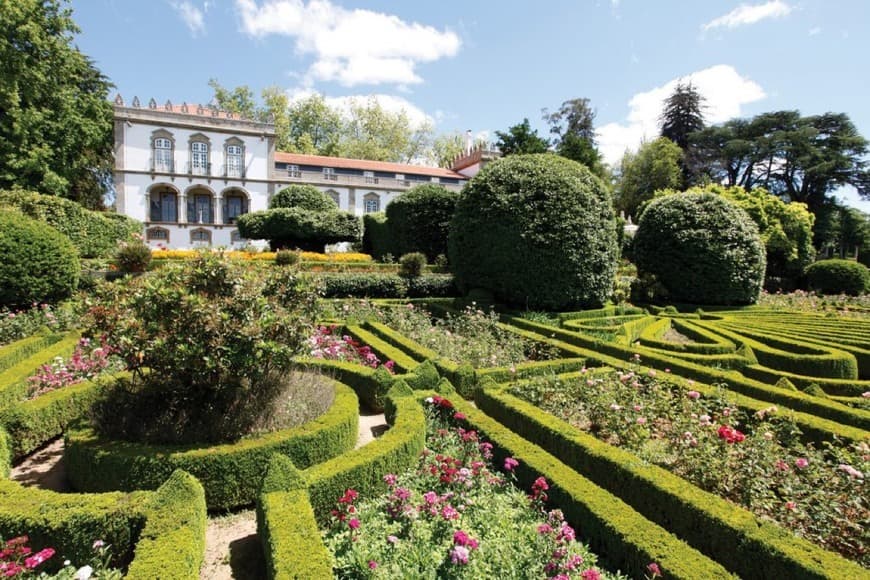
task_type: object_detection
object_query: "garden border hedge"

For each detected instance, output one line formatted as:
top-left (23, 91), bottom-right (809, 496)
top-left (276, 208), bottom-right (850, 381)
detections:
top-left (475, 379), bottom-right (867, 580)
top-left (0, 332), bottom-right (64, 373)
top-left (0, 332), bottom-right (81, 409)
top-left (64, 379), bottom-right (360, 510)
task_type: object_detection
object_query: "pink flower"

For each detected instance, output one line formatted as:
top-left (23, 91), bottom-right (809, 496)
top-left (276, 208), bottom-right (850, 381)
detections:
top-left (92, 540), bottom-right (105, 549)
top-left (423, 491), bottom-right (438, 505)
top-left (537, 523), bottom-right (553, 535)
top-left (795, 458), bottom-right (809, 469)
top-left (686, 390), bottom-right (701, 400)
top-left (387, 535), bottom-right (399, 544)
top-left (636, 417), bottom-right (647, 425)
top-left (368, 560), bottom-right (378, 569)
top-left (504, 457), bottom-right (519, 471)
top-left (441, 504), bottom-right (460, 520)
top-left (785, 501), bottom-right (797, 511)
top-left (348, 518), bottom-right (360, 529)
top-left (383, 473), bottom-right (398, 486)
top-left (24, 548), bottom-right (54, 569)
top-left (839, 464), bottom-right (864, 479)
top-left (717, 425), bottom-right (745, 444)
top-left (453, 412), bottom-right (466, 421)
top-left (647, 562), bottom-right (662, 577)
top-left (581, 569), bottom-right (602, 580)
top-left (450, 545), bottom-right (470, 565)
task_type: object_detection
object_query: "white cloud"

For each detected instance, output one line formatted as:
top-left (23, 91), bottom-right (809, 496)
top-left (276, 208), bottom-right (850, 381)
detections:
top-left (170, 1), bottom-right (206, 36)
top-left (235, 0), bottom-right (461, 87)
top-left (702, 1), bottom-right (792, 31)
top-left (808, 26), bottom-right (822, 36)
top-left (596, 64), bottom-right (766, 165)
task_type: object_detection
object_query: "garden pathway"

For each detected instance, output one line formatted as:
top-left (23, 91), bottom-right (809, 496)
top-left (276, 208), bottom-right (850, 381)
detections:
top-left (10, 438), bottom-right (68, 491)
top-left (199, 410), bottom-right (387, 579)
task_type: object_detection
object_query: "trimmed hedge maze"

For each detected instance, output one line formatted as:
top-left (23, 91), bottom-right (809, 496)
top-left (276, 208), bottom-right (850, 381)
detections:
top-left (0, 301), bottom-right (868, 578)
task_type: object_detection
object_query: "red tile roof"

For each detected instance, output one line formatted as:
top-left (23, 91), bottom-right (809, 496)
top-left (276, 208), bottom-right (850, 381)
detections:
top-left (275, 152), bottom-right (465, 179)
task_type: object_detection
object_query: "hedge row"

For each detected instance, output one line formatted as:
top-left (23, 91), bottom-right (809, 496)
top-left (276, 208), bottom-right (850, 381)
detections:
top-left (636, 318), bottom-right (737, 355)
top-left (556, 304), bottom-right (646, 322)
top-left (0, 332), bottom-right (64, 373)
top-left (740, 365), bottom-right (868, 398)
top-left (344, 324), bottom-right (421, 375)
top-left (502, 316), bottom-right (870, 442)
top-left (319, 273), bottom-right (456, 299)
top-left (446, 390), bottom-right (735, 579)
top-left (475, 380), bottom-right (867, 580)
top-left (0, 426), bottom-right (10, 478)
top-left (0, 332), bottom-right (81, 410)
top-left (698, 321), bottom-right (859, 380)
top-left (64, 380), bottom-right (360, 510)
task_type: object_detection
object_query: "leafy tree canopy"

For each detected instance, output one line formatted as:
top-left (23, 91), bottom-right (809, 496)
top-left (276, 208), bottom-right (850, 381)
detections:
top-left (0, 0), bottom-right (114, 209)
top-left (615, 137), bottom-right (684, 219)
top-left (659, 81), bottom-right (706, 150)
top-left (494, 119), bottom-right (550, 156)
top-left (543, 98), bottom-right (607, 179)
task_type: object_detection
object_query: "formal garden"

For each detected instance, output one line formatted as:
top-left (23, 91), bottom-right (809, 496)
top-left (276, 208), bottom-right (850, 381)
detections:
top-left (0, 154), bottom-right (869, 579)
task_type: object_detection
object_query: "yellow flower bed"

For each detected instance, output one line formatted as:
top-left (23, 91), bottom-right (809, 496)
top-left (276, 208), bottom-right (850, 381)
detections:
top-left (150, 249), bottom-right (372, 263)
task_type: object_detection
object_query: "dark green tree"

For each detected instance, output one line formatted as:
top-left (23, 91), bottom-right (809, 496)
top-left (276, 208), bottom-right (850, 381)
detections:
top-left (0, 0), bottom-right (114, 209)
top-left (494, 119), bottom-right (550, 156)
top-left (543, 98), bottom-right (606, 178)
top-left (659, 81), bottom-right (706, 150)
top-left (614, 137), bottom-right (684, 219)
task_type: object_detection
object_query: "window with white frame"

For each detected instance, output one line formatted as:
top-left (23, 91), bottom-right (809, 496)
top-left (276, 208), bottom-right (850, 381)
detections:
top-left (288, 164), bottom-right (301, 178)
top-left (225, 144), bottom-right (243, 177)
top-left (191, 141), bottom-right (210, 175)
top-left (430, 176), bottom-right (440, 183)
top-left (153, 137), bottom-right (173, 172)
top-left (363, 193), bottom-right (380, 214)
top-left (323, 167), bottom-right (337, 181)
top-left (149, 189), bottom-right (177, 222)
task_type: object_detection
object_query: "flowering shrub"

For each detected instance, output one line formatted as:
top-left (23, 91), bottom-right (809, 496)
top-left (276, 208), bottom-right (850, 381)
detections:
top-left (322, 401), bottom-right (625, 579)
top-left (757, 290), bottom-right (870, 314)
top-left (26, 337), bottom-right (120, 399)
top-left (513, 366), bottom-right (869, 565)
top-left (308, 325), bottom-right (395, 373)
top-left (0, 537), bottom-right (120, 579)
top-left (322, 301), bottom-right (559, 367)
top-left (0, 303), bottom-right (77, 346)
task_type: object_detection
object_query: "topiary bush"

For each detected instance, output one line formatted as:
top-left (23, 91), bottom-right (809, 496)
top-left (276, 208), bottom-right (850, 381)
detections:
top-left (386, 184), bottom-right (457, 260)
top-left (115, 238), bottom-right (152, 273)
top-left (805, 259), bottom-right (869, 295)
top-left (633, 192), bottom-right (766, 305)
top-left (398, 252), bottom-right (426, 279)
top-left (362, 212), bottom-right (395, 261)
top-left (0, 190), bottom-right (141, 258)
top-left (269, 184), bottom-right (338, 212)
top-left (448, 154), bottom-right (618, 310)
top-left (275, 249), bottom-right (301, 267)
top-left (0, 209), bottom-right (80, 308)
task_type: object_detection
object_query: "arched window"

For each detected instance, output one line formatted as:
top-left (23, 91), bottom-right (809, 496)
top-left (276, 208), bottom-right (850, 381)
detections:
top-left (224, 138), bottom-right (245, 178)
top-left (190, 228), bottom-right (212, 245)
top-left (189, 134), bottom-right (211, 175)
top-left (187, 190), bottom-right (214, 224)
top-left (151, 130), bottom-right (175, 172)
top-left (363, 192), bottom-right (380, 214)
top-left (149, 187), bottom-right (178, 222)
top-left (145, 227), bottom-right (170, 243)
top-left (222, 191), bottom-right (249, 224)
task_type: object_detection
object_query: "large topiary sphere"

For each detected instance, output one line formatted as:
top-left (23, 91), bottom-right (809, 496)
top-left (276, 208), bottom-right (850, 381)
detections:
top-left (0, 209), bottom-right (80, 307)
top-left (269, 184), bottom-right (337, 211)
top-left (448, 154), bottom-right (618, 310)
top-left (805, 259), bottom-right (869, 295)
top-left (386, 184), bottom-right (457, 261)
top-left (633, 192), bottom-right (766, 305)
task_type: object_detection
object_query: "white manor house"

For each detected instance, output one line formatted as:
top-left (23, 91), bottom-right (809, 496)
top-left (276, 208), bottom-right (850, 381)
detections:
top-left (112, 96), bottom-right (496, 249)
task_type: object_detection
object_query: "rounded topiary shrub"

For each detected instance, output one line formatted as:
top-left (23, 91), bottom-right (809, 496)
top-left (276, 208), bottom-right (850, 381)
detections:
top-left (448, 154), bottom-right (618, 310)
top-left (386, 184), bottom-right (457, 260)
top-left (398, 252), bottom-right (427, 279)
top-left (633, 192), bottom-right (766, 305)
top-left (0, 209), bottom-right (80, 307)
top-left (270, 184), bottom-right (338, 212)
top-left (805, 259), bottom-right (869, 295)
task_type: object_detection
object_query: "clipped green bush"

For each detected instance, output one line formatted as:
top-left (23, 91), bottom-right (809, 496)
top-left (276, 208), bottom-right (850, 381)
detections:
top-left (449, 154), bottom-right (618, 310)
top-left (0, 210), bottom-right (80, 308)
top-left (319, 273), bottom-right (456, 299)
top-left (634, 192), bottom-right (766, 305)
top-left (386, 184), bottom-right (458, 260)
top-left (805, 259), bottom-right (869, 295)
top-left (237, 207), bottom-right (361, 252)
top-left (398, 252), bottom-right (426, 279)
top-left (269, 184), bottom-right (338, 212)
top-left (0, 189), bottom-right (140, 258)
top-left (115, 239), bottom-right (151, 273)
top-left (275, 249), bottom-right (301, 267)
top-left (361, 212), bottom-right (395, 261)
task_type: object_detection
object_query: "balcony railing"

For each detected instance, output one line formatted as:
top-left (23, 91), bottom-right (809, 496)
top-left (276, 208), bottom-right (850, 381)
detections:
top-left (284, 169), bottom-right (462, 190)
top-left (224, 165), bottom-right (246, 179)
top-left (150, 158), bottom-right (175, 173)
top-left (187, 162), bottom-right (212, 176)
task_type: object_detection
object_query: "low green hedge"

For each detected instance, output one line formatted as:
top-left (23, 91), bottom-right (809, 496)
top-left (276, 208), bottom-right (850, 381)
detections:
top-left (344, 324), bottom-right (420, 374)
top-left (0, 374), bottom-right (106, 459)
top-left (557, 304), bottom-right (647, 321)
top-left (0, 332), bottom-right (81, 410)
top-left (636, 318), bottom-right (737, 355)
top-left (0, 332), bottom-right (64, 373)
top-left (0, 426), bottom-right (10, 478)
top-left (503, 316), bottom-right (870, 442)
top-left (258, 456), bottom-right (334, 579)
top-left (476, 381), bottom-right (867, 580)
top-left (126, 470), bottom-right (207, 580)
top-left (295, 358), bottom-right (391, 412)
top-left (319, 273), bottom-right (456, 299)
top-left (741, 365), bottom-right (869, 398)
top-left (447, 392), bottom-right (735, 579)
top-left (65, 380), bottom-right (359, 510)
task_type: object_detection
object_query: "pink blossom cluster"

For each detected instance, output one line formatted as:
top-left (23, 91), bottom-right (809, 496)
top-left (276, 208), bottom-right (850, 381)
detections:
top-left (717, 424), bottom-right (746, 444)
top-left (27, 336), bottom-right (117, 398)
top-left (537, 509), bottom-right (601, 579)
top-left (308, 325), bottom-right (394, 372)
top-left (0, 536), bottom-right (55, 577)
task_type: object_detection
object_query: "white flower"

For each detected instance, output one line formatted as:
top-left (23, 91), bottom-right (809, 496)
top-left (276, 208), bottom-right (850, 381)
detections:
top-left (75, 565), bottom-right (94, 580)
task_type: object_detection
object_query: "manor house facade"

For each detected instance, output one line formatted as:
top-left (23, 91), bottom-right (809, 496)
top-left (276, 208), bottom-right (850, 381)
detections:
top-left (112, 96), bottom-right (495, 249)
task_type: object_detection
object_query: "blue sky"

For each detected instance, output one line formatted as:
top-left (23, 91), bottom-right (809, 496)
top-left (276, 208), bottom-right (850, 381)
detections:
top-left (70, 0), bottom-right (869, 210)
